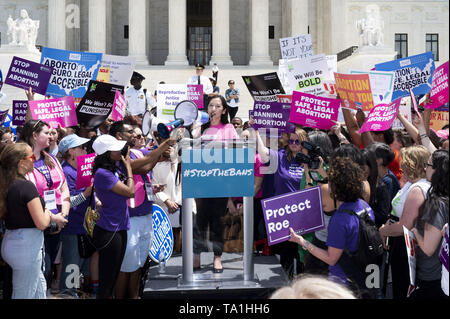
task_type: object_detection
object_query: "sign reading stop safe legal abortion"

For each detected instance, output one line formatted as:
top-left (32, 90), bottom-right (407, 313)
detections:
top-left (262, 187), bottom-right (325, 246)
top-left (29, 96), bottom-right (78, 129)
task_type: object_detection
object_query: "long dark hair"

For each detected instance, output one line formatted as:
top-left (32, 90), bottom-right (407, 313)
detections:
top-left (416, 150), bottom-right (449, 229)
top-left (92, 151), bottom-right (117, 176)
top-left (307, 131), bottom-right (333, 165)
top-left (201, 95), bottom-right (230, 134)
top-left (361, 147), bottom-right (378, 207)
top-left (19, 120), bottom-right (54, 168)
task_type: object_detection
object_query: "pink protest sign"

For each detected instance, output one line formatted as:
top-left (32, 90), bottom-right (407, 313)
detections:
top-left (359, 99), bottom-right (401, 133)
top-left (76, 153), bottom-right (96, 190)
top-left (110, 90), bottom-right (126, 121)
top-left (28, 96), bottom-right (78, 128)
top-left (187, 84), bottom-right (203, 109)
top-left (290, 91), bottom-right (340, 130)
top-left (428, 61), bottom-right (449, 109)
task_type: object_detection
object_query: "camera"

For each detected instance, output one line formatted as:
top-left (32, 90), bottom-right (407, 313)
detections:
top-left (295, 141), bottom-right (322, 170)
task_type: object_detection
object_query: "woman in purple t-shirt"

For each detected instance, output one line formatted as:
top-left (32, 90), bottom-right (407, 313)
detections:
top-left (91, 135), bottom-right (135, 299)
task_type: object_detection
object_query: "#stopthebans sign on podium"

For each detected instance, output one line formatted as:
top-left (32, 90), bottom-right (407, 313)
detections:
top-left (181, 147), bottom-right (255, 199)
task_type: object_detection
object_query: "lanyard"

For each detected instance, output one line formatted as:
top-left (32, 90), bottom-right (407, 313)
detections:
top-left (35, 164), bottom-right (53, 188)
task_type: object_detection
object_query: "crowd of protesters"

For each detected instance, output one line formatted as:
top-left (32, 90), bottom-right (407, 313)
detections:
top-left (0, 66), bottom-right (448, 300)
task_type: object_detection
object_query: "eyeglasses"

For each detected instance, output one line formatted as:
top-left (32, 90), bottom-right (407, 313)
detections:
top-left (24, 154), bottom-right (36, 163)
top-left (288, 139), bottom-right (301, 145)
top-left (136, 134), bottom-right (144, 139)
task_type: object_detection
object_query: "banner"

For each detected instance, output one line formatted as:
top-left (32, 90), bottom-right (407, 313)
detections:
top-left (428, 61), bottom-right (449, 109)
top-left (440, 226), bottom-right (449, 272)
top-left (285, 54), bottom-right (330, 96)
top-left (375, 52), bottom-right (435, 101)
top-left (110, 91), bottom-right (126, 121)
top-left (12, 100), bottom-right (28, 126)
top-left (350, 70), bottom-right (395, 105)
top-left (76, 81), bottom-right (124, 129)
top-left (403, 226), bottom-right (417, 298)
top-left (334, 73), bottom-right (374, 111)
top-left (41, 47), bottom-right (103, 98)
top-left (242, 73), bottom-right (285, 102)
top-left (4, 56), bottom-right (53, 95)
top-left (429, 103), bottom-right (449, 131)
top-left (100, 54), bottom-right (136, 87)
top-left (75, 153), bottom-right (96, 190)
top-left (279, 34), bottom-right (313, 60)
top-left (359, 99), bottom-right (401, 133)
top-left (29, 96), bottom-right (78, 128)
top-left (290, 91), bottom-right (340, 130)
top-left (262, 187), bottom-right (325, 246)
top-left (187, 84), bottom-right (204, 109)
top-left (96, 67), bottom-right (110, 83)
top-left (250, 101), bottom-right (294, 133)
top-left (0, 110), bottom-right (8, 125)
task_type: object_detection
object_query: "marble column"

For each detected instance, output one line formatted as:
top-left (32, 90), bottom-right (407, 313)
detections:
top-left (319, 0), bottom-right (346, 55)
top-left (291, 0), bottom-right (309, 36)
top-left (209, 0), bottom-right (233, 66)
top-left (165, 0), bottom-right (189, 66)
top-left (249, 0), bottom-right (273, 66)
top-left (88, 0), bottom-right (106, 53)
top-left (48, 0), bottom-right (66, 49)
top-left (129, 0), bottom-right (149, 65)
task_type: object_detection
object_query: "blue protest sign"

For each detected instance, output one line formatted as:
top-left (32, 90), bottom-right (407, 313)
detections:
top-left (375, 52), bottom-right (435, 101)
top-left (149, 204), bottom-right (174, 263)
top-left (40, 47), bottom-right (103, 98)
top-left (181, 148), bottom-right (255, 198)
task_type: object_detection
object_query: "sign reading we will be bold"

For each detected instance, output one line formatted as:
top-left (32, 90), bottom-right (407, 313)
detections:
top-left (181, 148), bottom-right (255, 198)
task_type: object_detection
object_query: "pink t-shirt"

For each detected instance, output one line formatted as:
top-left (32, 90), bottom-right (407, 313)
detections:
top-left (201, 123), bottom-right (239, 141)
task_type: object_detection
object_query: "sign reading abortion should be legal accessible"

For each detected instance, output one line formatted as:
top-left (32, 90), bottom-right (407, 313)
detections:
top-left (5, 56), bottom-right (53, 95)
top-left (29, 96), bottom-right (78, 128)
top-left (251, 101), bottom-right (294, 134)
top-left (279, 34), bottom-right (313, 60)
top-left (41, 47), bottom-right (103, 98)
top-left (12, 100), bottom-right (28, 126)
top-left (334, 73), bottom-right (374, 111)
top-left (181, 148), bottom-right (255, 199)
top-left (290, 91), bottom-right (340, 130)
top-left (359, 99), bottom-right (401, 133)
top-left (428, 61), bottom-right (449, 109)
top-left (262, 187), bottom-right (325, 246)
top-left (76, 153), bottom-right (96, 190)
top-left (375, 52), bottom-right (435, 101)
top-left (242, 73), bottom-right (285, 102)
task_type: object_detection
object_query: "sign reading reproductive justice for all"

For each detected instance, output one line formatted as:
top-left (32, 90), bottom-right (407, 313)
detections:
top-left (262, 187), bottom-right (325, 246)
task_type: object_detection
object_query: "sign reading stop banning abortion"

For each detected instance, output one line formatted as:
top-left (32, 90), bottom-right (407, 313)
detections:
top-left (262, 187), bottom-right (325, 246)
top-left (12, 100), bottom-right (29, 126)
top-left (76, 153), bottom-right (96, 190)
top-left (28, 96), bottom-right (78, 129)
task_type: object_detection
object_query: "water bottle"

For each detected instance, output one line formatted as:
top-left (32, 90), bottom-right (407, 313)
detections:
top-left (158, 247), bottom-right (166, 273)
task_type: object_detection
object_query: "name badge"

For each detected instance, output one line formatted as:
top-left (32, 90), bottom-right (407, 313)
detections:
top-left (44, 190), bottom-right (57, 210)
top-left (145, 182), bottom-right (154, 202)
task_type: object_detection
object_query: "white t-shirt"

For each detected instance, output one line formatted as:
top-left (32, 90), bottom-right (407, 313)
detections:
top-left (391, 179), bottom-right (430, 218)
top-left (125, 86), bottom-right (156, 116)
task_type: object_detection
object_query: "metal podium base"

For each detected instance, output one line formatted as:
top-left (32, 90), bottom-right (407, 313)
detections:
top-left (177, 273), bottom-right (261, 289)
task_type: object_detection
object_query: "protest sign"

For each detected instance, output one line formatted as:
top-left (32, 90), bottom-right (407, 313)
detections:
top-left (262, 187), bottom-right (324, 246)
top-left (41, 47), bottom-right (103, 98)
top-left (187, 84), bottom-right (203, 109)
top-left (100, 54), bottom-right (136, 87)
top-left (359, 99), bottom-right (401, 133)
top-left (149, 204), bottom-right (174, 263)
top-left (4, 56), bottom-right (53, 95)
top-left (290, 91), bottom-right (340, 130)
top-left (157, 84), bottom-right (188, 121)
top-left (29, 96), bottom-right (78, 129)
top-left (403, 226), bottom-right (417, 297)
top-left (76, 81), bottom-right (124, 129)
top-left (181, 148), bottom-right (255, 198)
top-left (242, 73), bottom-right (285, 102)
top-left (285, 54), bottom-right (330, 96)
top-left (323, 55), bottom-right (338, 98)
top-left (276, 94), bottom-right (292, 104)
top-left (428, 61), bottom-right (449, 109)
top-left (96, 67), bottom-right (110, 83)
top-left (0, 110), bottom-right (8, 125)
top-left (76, 153), bottom-right (96, 190)
top-left (429, 103), bottom-right (449, 131)
top-left (440, 226), bottom-right (449, 273)
top-left (375, 52), bottom-right (435, 101)
top-left (278, 59), bottom-right (292, 94)
top-left (279, 34), bottom-right (313, 60)
top-left (350, 70), bottom-right (395, 105)
top-left (250, 101), bottom-right (294, 133)
top-left (12, 100), bottom-right (28, 126)
top-left (110, 91), bottom-right (126, 121)
top-left (335, 73), bottom-right (374, 111)
top-left (392, 98), bottom-right (412, 130)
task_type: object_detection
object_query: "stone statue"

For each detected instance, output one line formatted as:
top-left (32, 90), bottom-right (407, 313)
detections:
top-left (356, 4), bottom-right (384, 47)
top-left (6, 9), bottom-right (40, 52)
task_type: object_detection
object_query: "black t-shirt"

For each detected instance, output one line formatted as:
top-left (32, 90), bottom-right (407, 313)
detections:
top-left (5, 179), bottom-right (45, 230)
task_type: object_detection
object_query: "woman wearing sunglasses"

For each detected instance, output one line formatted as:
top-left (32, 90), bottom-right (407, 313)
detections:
top-left (0, 143), bottom-right (67, 298)
top-left (254, 125), bottom-right (308, 279)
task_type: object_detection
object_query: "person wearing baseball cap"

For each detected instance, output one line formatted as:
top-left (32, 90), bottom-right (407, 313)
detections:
top-left (125, 71), bottom-right (156, 117)
top-left (91, 134), bottom-right (135, 299)
top-left (187, 63), bottom-right (213, 107)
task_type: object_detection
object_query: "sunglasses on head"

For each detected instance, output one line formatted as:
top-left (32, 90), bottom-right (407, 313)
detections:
top-left (288, 139), bottom-right (301, 145)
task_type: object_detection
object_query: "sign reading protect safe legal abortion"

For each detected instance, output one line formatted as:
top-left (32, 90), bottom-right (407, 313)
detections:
top-left (29, 96), bottom-right (78, 128)
top-left (262, 187), bottom-right (325, 246)
top-left (76, 153), bottom-right (96, 190)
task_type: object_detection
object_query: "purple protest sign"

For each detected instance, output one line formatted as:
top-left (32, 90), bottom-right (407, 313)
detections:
top-left (12, 100), bottom-right (28, 126)
top-left (0, 109), bottom-right (9, 125)
top-left (428, 61), bottom-right (449, 109)
top-left (251, 101), bottom-right (294, 134)
top-left (440, 227), bottom-right (449, 272)
top-left (28, 96), bottom-right (78, 129)
top-left (359, 99), bottom-right (401, 133)
top-left (76, 153), bottom-right (96, 190)
top-left (110, 91), bottom-right (126, 121)
top-left (4, 56), bottom-right (53, 95)
top-left (187, 84), bottom-right (203, 109)
top-left (290, 91), bottom-right (340, 130)
top-left (261, 187), bottom-right (325, 246)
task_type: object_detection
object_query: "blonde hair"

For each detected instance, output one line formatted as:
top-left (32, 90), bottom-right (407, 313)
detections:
top-left (286, 126), bottom-right (307, 161)
top-left (400, 145), bottom-right (430, 181)
top-left (270, 275), bottom-right (357, 299)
